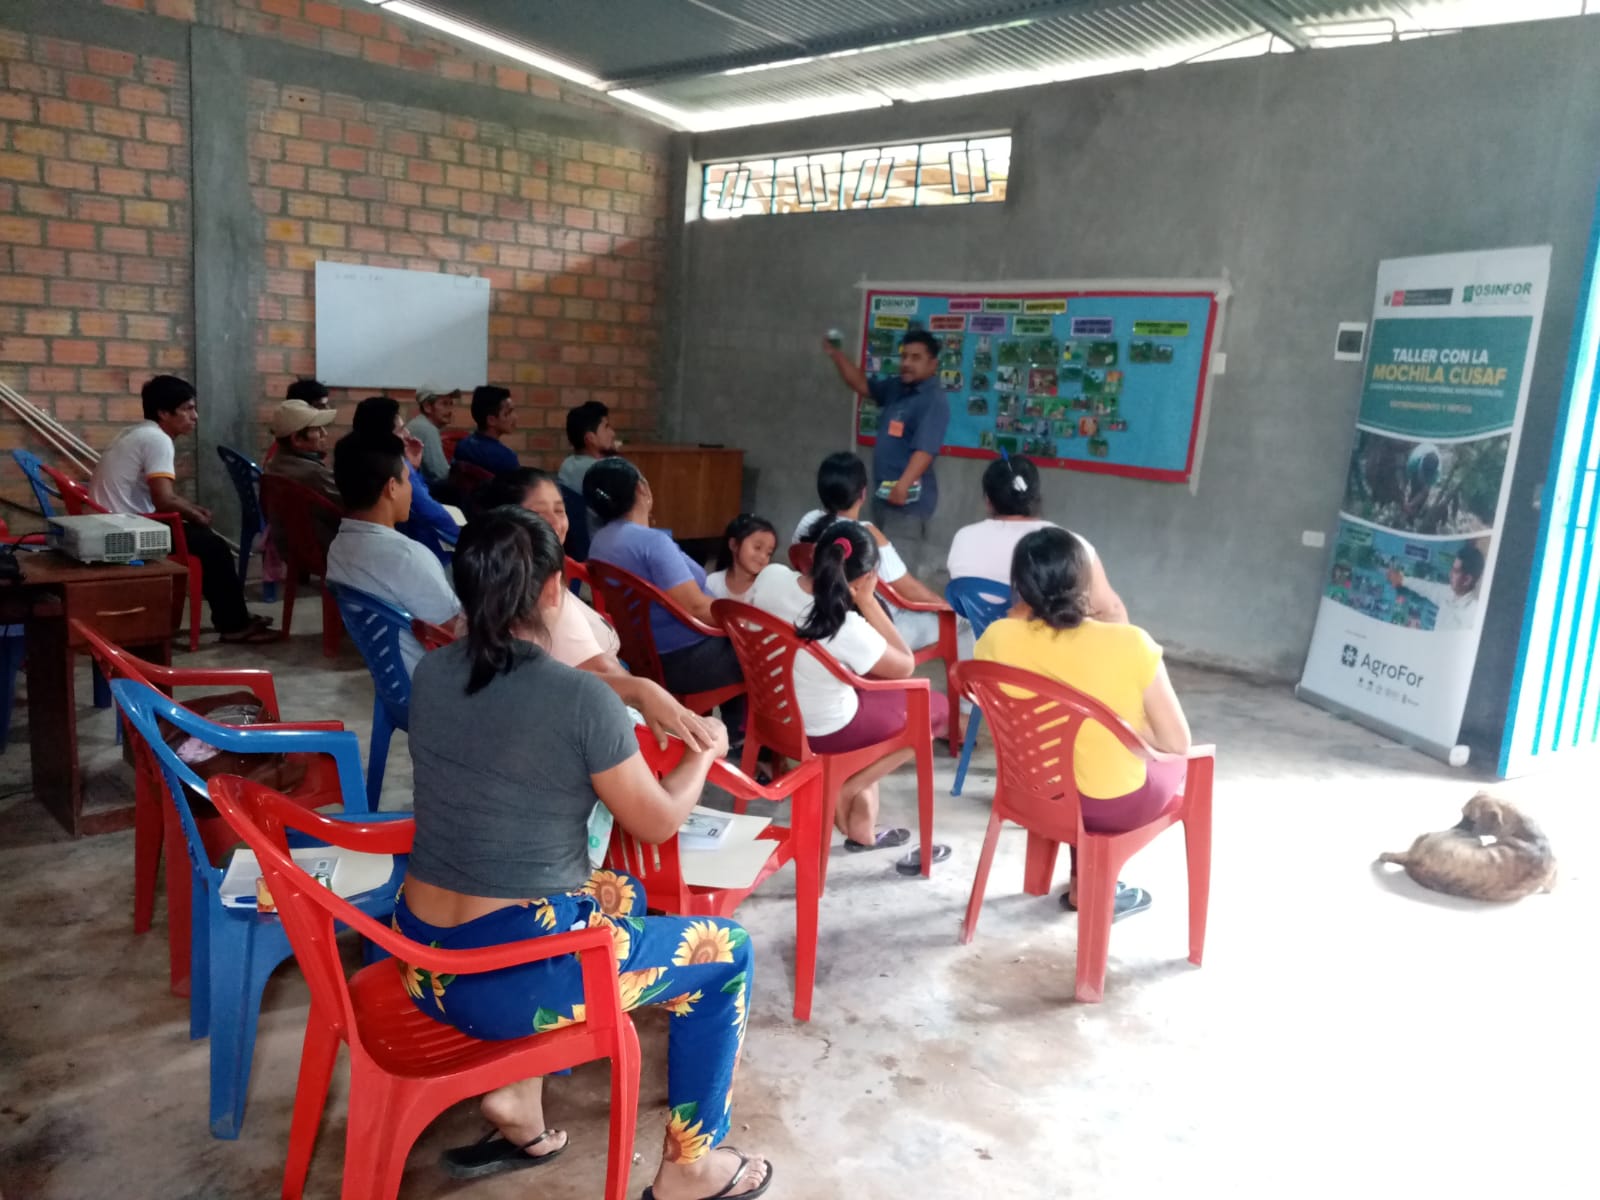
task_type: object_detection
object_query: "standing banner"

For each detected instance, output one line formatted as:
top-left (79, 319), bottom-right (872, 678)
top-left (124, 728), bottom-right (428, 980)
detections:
top-left (1298, 246), bottom-right (1552, 765)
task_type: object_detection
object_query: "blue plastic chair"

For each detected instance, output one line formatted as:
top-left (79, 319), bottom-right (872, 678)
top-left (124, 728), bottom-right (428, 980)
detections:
top-left (558, 482), bottom-right (590, 561)
top-left (944, 578), bottom-right (1014, 797)
top-left (110, 679), bottom-right (399, 1139)
top-left (215, 445), bottom-right (275, 601)
top-left (11, 448), bottom-right (58, 518)
top-left (6, 449), bottom-right (110, 718)
top-left (329, 584), bottom-right (415, 811)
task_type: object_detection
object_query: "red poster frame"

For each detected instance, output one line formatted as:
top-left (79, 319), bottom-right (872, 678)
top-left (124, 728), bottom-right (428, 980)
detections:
top-left (854, 288), bottom-right (1220, 483)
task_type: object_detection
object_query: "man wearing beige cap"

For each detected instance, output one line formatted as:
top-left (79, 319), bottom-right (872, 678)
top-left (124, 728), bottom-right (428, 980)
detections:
top-left (407, 385), bottom-right (458, 486)
top-left (263, 398), bottom-right (343, 552)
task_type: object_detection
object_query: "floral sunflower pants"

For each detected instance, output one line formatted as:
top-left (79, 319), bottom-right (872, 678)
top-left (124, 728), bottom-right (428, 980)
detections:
top-left (392, 868), bottom-right (752, 1164)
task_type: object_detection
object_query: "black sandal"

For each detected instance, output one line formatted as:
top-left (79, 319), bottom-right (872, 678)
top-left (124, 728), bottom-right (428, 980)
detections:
top-left (440, 1127), bottom-right (567, 1180)
top-left (894, 843), bottom-right (952, 875)
top-left (843, 826), bottom-right (911, 852)
top-left (641, 1148), bottom-right (773, 1200)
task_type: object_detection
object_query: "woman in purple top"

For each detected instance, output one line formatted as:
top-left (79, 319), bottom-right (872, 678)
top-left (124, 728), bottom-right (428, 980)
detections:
top-left (584, 457), bottom-right (746, 732)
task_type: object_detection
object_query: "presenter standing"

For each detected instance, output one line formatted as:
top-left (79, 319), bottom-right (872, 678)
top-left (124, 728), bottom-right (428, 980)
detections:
top-left (823, 329), bottom-right (950, 574)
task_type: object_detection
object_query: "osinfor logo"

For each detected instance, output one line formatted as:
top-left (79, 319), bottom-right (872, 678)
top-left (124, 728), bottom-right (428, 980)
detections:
top-left (1341, 644), bottom-right (1358, 667)
top-left (1463, 281), bottom-right (1534, 304)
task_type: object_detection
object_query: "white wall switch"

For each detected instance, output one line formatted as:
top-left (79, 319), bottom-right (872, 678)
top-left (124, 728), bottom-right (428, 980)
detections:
top-left (1211, 351), bottom-right (1227, 375)
top-left (1302, 530), bottom-right (1326, 548)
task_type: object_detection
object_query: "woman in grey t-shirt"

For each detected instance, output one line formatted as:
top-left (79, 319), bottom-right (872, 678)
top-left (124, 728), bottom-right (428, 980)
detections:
top-left (396, 507), bottom-right (773, 1199)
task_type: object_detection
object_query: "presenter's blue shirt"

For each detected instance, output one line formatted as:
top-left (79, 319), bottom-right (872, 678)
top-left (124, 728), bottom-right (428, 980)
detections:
top-left (868, 375), bottom-right (950, 518)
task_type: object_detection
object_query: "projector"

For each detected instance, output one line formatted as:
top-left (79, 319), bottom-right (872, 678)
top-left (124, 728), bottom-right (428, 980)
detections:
top-left (46, 513), bottom-right (172, 564)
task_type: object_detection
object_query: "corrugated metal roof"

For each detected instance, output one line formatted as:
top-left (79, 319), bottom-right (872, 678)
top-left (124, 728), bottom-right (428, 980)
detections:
top-left (413, 0), bottom-right (1593, 128)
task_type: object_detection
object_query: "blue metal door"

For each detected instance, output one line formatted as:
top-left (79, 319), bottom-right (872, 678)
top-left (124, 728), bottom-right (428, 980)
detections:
top-left (1500, 186), bottom-right (1600, 776)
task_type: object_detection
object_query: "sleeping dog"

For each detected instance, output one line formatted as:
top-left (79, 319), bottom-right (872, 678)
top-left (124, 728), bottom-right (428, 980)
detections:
top-left (1378, 793), bottom-right (1556, 902)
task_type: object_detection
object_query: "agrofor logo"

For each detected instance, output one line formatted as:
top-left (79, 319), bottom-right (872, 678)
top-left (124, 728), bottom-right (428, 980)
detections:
top-left (1342, 644), bottom-right (1424, 687)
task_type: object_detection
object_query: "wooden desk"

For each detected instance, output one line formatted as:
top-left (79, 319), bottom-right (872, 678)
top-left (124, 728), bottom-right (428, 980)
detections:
top-left (624, 445), bottom-right (744, 541)
top-left (0, 553), bottom-right (187, 837)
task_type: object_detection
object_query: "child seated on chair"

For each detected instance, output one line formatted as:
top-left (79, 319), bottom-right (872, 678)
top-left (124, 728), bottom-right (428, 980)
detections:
top-left (793, 452), bottom-right (944, 651)
top-left (975, 527), bottom-right (1191, 922)
top-left (746, 520), bottom-right (949, 864)
top-left (705, 514), bottom-right (777, 600)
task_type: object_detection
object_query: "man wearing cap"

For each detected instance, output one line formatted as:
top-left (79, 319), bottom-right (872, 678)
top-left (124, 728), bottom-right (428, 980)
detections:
top-left (407, 385), bottom-right (458, 487)
top-left (263, 398), bottom-right (343, 553)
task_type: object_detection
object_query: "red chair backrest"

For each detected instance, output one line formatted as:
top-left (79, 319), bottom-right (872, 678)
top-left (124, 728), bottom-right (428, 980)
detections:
top-left (440, 429), bottom-right (467, 463)
top-left (957, 660), bottom-right (1160, 841)
top-left (788, 542), bottom-right (814, 574)
top-left (42, 464), bottom-right (99, 516)
top-left (260, 474), bottom-right (341, 574)
top-left (584, 559), bottom-right (708, 692)
top-left (412, 617), bottom-right (456, 652)
top-left (712, 598), bottom-right (867, 763)
top-left (207, 776), bottom-right (625, 1055)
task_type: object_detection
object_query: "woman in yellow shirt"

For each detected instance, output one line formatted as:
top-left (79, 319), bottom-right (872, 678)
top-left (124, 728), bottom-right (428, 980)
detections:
top-left (974, 527), bottom-right (1192, 921)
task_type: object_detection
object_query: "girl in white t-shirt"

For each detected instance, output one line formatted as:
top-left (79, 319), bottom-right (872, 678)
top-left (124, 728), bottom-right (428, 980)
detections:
top-left (946, 455), bottom-right (1127, 626)
top-left (705, 514), bottom-right (776, 600)
top-left (747, 520), bottom-right (951, 862)
top-left (792, 452), bottom-right (943, 649)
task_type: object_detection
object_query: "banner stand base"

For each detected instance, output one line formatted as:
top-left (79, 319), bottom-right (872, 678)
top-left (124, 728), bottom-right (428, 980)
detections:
top-left (1295, 685), bottom-right (1471, 768)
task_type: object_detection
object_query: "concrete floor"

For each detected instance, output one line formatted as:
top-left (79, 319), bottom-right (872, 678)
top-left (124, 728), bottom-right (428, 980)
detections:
top-left (0, 602), bottom-right (1593, 1200)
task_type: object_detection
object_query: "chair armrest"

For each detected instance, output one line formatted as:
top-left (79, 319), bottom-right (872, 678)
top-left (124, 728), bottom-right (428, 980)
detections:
top-left (254, 720), bottom-right (346, 733)
top-left (151, 665), bottom-right (282, 719)
top-left (877, 578), bottom-right (953, 614)
top-left (659, 593), bottom-right (725, 638)
top-left (709, 754), bottom-right (823, 802)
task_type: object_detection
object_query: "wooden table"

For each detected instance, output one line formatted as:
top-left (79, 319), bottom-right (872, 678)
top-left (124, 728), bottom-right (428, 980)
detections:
top-left (623, 445), bottom-right (745, 541)
top-left (0, 553), bottom-right (187, 837)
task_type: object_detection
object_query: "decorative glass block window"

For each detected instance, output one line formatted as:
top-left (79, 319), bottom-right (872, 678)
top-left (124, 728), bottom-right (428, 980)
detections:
top-left (701, 134), bottom-right (1010, 220)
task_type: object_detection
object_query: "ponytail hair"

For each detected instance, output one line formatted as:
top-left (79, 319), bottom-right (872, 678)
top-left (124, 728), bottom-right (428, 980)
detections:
top-left (582, 456), bottom-right (641, 525)
top-left (452, 506), bottom-right (565, 693)
top-left (714, 512), bottom-right (777, 571)
top-left (1011, 526), bottom-right (1091, 632)
top-left (982, 454), bottom-right (1042, 518)
top-left (802, 452), bottom-right (868, 542)
top-left (796, 519), bottom-right (879, 642)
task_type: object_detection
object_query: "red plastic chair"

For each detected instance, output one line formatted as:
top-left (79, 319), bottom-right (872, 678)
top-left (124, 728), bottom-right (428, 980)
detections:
top-left (610, 730), bottom-right (826, 1020)
top-left (787, 541), bottom-right (961, 754)
top-left (565, 556), bottom-right (591, 590)
top-left (74, 619), bottom-right (348, 995)
top-left (411, 617), bottom-right (455, 652)
top-left (448, 456), bottom-right (493, 493)
top-left (712, 599), bottom-right (936, 891)
top-left (956, 660), bottom-right (1215, 1003)
top-left (440, 428), bottom-right (467, 463)
top-left (208, 778), bottom-right (639, 1200)
top-left (259, 474), bottom-right (344, 658)
top-left (45, 463), bottom-right (206, 651)
top-left (586, 559), bottom-right (746, 717)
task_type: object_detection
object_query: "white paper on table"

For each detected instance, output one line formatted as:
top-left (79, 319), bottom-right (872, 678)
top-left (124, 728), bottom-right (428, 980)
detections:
top-left (219, 847), bottom-right (395, 908)
top-left (441, 503), bottom-right (468, 527)
top-left (680, 805), bottom-right (768, 849)
top-left (679, 838), bottom-right (779, 890)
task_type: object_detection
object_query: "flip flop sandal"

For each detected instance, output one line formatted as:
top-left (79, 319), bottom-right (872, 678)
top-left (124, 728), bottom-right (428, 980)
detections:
top-left (641, 1148), bottom-right (773, 1200)
top-left (894, 842), bottom-right (952, 875)
top-left (1060, 881), bottom-right (1154, 922)
top-left (843, 826), bottom-right (911, 852)
top-left (440, 1127), bottom-right (567, 1180)
top-left (218, 623), bottom-right (278, 645)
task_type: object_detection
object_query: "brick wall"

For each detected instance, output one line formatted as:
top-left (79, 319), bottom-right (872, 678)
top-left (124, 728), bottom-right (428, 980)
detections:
top-left (0, 27), bottom-right (193, 455)
top-left (0, 0), bottom-right (667, 521)
top-left (248, 81), bottom-right (668, 461)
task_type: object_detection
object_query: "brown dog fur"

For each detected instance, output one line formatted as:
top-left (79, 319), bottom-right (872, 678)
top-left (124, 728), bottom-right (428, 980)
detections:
top-left (1378, 793), bottom-right (1556, 902)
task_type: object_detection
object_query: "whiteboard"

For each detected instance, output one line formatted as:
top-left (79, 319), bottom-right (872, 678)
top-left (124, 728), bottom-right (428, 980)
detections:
top-left (314, 261), bottom-right (490, 388)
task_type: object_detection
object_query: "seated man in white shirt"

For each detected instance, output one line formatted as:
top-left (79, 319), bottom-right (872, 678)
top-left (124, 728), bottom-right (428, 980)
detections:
top-left (90, 374), bottom-right (272, 643)
top-left (326, 432), bottom-right (464, 675)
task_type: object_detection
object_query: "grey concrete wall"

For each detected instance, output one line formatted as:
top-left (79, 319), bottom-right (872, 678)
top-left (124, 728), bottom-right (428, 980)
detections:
top-left (666, 17), bottom-right (1600, 750)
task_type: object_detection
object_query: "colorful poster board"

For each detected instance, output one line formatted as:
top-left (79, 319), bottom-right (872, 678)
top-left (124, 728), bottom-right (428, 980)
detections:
top-left (1298, 245), bottom-right (1552, 765)
top-left (854, 288), bottom-right (1220, 482)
